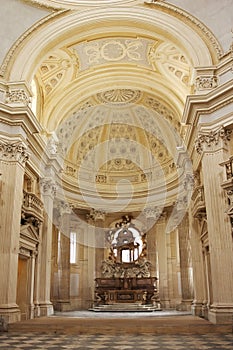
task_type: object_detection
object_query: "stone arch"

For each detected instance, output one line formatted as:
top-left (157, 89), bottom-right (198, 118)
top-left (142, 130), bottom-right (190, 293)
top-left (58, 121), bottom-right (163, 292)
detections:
top-left (1, 5), bottom-right (221, 83)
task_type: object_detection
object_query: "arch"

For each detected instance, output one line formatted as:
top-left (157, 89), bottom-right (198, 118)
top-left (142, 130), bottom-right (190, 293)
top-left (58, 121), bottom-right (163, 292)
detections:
top-left (3, 5), bottom-right (220, 82)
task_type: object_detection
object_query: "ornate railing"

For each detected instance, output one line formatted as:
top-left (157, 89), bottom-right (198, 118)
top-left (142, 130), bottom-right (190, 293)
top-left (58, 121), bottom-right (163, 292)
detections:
top-left (221, 156), bottom-right (233, 180)
top-left (22, 190), bottom-right (44, 220)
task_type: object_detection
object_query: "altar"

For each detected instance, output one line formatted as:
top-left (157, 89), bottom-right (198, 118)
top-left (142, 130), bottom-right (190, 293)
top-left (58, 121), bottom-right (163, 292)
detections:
top-left (95, 277), bottom-right (158, 305)
top-left (93, 216), bottom-right (161, 310)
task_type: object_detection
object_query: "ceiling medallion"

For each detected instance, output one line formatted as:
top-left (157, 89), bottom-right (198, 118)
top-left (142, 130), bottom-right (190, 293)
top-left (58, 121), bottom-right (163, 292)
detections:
top-left (26, 0), bottom-right (139, 9)
top-left (97, 89), bottom-right (142, 105)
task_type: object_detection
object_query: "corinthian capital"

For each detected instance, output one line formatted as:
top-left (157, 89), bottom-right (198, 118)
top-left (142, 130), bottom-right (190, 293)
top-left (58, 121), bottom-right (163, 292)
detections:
top-left (40, 178), bottom-right (56, 198)
top-left (195, 127), bottom-right (231, 154)
top-left (87, 208), bottom-right (106, 221)
top-left (143, 206), bottom-right (162, 220)
top-left (0, 140), bottom-right (29, 165)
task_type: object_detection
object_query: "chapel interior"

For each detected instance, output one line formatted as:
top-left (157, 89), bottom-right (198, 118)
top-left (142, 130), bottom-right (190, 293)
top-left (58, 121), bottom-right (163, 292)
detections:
top-left (0, 0), bottom-right (233, 329)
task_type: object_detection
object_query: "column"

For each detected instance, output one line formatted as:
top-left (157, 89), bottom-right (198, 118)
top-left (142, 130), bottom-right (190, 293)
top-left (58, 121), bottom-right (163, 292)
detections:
top-left (56, 202), bottom-right (71, 311)
top-left (86, 213), bottom-right (96, 308)
top-left (33, 224), bottom-right (43, 318)
top-left (0, 137), bottom-right (29, 324)
top-left (92, 210), bottom-right (106, 279)
top-left (156, 213), bottom-right (170, 308)
top-left (189, 214), bottom-right (206, 316)
top-left (29, 251), bottom-right (36, 319)
top-left (196, 127), bottom-right (233, 323)
top-left (144, 207), bottom-right (161, 277)
top-left (177, 213), bottom-right (193, 311)
top-left (38, 178), bottom-right (56, 316)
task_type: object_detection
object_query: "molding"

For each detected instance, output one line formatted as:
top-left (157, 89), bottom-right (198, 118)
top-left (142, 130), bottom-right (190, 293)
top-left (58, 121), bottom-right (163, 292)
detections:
top-left (0, 102), bottom-right (42, 136)
top-left (144, 1), bottom-right (223, 62)
top-left (182, 79), bottom-right (233, 127)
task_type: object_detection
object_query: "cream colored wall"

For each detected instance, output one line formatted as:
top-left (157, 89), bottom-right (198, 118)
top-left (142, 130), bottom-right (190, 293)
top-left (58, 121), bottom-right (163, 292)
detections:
top-left (0, 0), bottom-right (50, 66)
top-left (169, 0), bottom-right (233, 51)
top-left (0, 0), bottom-right (232, 72)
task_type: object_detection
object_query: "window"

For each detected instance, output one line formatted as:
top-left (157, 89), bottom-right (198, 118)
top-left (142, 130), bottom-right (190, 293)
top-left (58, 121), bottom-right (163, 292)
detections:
top-left (70, 232), bottom-right (77, 264)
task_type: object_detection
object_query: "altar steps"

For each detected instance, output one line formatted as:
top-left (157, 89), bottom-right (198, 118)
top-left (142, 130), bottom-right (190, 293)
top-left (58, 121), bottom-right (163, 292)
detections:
top-left (89, 303), bottom-right (161, 312)
top-left (8, 313), bottom-right (232, 335)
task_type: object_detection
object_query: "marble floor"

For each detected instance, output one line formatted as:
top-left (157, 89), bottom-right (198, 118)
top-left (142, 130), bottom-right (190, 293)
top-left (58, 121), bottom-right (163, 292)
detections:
top-left (1, 311), bottom-right (232, 349)
top-left (0, 332), bottom-right (232, 349)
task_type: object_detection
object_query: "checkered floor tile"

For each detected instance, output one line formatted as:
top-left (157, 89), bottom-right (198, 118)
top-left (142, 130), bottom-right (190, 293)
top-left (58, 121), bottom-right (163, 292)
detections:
top-left (0, 333), bottom-right (232, 349)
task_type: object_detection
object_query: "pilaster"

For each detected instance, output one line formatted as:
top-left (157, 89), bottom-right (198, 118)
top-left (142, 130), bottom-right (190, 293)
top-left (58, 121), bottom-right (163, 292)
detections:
top-left (0, 137), bottom-right (29, 324)
top-left (156, 213), bottom-right (170, 308)
top-left (176, 213), bottom-right (193, 311)
top-left (144, 206), bottom-right (161, 277)
top-left (189, 213), bottom-right (206, 317)
top-left (38, 178), bottom-right (56, 316)
top-left (89, 209), bottom-right (106, 279)
top-left (55, 201), bottom-right (72, 312)
top-left (195, 126), bottom-right (233, 323)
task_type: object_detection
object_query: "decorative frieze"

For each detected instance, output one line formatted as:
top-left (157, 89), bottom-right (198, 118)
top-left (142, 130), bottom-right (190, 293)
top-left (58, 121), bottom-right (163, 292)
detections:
top-left (195, 127), bottom-right (231, 154)
top-left (5, 89), bottom-right (31, 105)
top-left (195, 75), bottom-right (218, 91)
top-left (0, 140), bottom-right (29, 165)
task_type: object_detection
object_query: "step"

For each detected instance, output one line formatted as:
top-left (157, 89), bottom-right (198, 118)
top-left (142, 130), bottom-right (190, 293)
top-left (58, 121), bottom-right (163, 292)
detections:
top-left (8, 314), bottom-right (232, 335)
top-left (89, 303), bottom-right (161, 312)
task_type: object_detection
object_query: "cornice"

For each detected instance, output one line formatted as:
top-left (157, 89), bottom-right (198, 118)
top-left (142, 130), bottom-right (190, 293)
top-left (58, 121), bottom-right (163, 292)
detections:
top-left (143, 1), bottom-right (223, 63)
top-left (0, 103), bottom-right (42, 136)
top-left (182, 79), bottom-right (233, 127)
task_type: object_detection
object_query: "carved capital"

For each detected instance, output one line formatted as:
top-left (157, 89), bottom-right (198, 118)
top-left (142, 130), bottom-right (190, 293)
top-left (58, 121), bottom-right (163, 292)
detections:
top-left (40, 178), bottom-right (56, 198)
top-left (195, 75), bottom-right (218, 91)
top-left (143, 206), bottom-right (162, 220)
top-left (6, 88), bottom-right (31, 106)
top-left (87, 208), bottom-right (106, 221)
top-left (195, 127), bottom-right (231, 154)
top-left (55, 200), bottom-right (72, 216)
top-left (0, 140), bottom-right (29, 165)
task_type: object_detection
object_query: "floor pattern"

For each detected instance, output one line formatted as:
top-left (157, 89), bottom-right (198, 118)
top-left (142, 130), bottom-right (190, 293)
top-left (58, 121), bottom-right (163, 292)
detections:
top-left (0, 332), bottom-right (232, 349)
